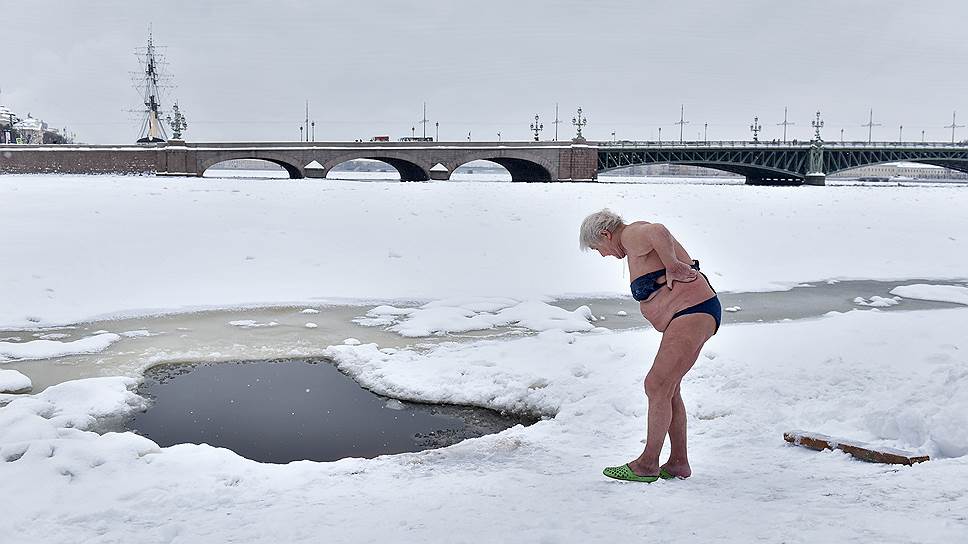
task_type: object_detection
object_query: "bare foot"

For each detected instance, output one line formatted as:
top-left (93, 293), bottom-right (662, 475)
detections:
top-left (660, 461), bottom-right (692, 479)
top-left (627, 459), bottom-right (660, 478)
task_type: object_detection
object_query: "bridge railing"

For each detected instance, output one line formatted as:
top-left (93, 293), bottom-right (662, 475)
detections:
top-left (596, 140), bottom-right (968, 149)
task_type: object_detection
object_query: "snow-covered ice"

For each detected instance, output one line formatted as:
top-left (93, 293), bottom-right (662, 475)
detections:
top-left (853, 295), bottom-right (902, 307)
top-left (34, 332), bottom-right (70, 340)
top-left (0, 369), bottom-right (32, 393)
top-left (228, 319), bottom-right (279, 328)
top-left (4, 176), bottom-right (968, 328)
top-left (2, 175), bottom-right (968, 542)
top-left (2, 307), bottom-right (967, 542)
top-left (357, 299), bottom-right (596, 337)
top-left (0, 333), bottom-right (120, 361)
top-left (891, 283), bottom-right (968, 305)
top-left (119, 329), bottom-right (157, 338)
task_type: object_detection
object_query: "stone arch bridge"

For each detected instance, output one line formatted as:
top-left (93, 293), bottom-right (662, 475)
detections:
top-left (0, 141), bottom-right (598, 182)
top-left (3, 139), bottom-right (968, 185)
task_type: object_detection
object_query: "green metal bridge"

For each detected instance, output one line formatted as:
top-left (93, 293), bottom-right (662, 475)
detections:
top-left (597, 140), bottom-right (968, 185)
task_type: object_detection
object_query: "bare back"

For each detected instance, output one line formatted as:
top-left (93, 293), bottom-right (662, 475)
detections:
top-left (622, 221), bottom-right (694, 281)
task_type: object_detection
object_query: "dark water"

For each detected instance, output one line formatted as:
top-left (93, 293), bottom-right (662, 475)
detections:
top-left (127, 358), bottom-right (534, 463)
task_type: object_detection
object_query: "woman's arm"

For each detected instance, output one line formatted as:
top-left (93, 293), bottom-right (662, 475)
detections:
top-left (624, 223), bottom-right (699, 288)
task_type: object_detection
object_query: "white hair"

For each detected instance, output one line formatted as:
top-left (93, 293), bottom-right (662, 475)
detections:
top-left (579, 209), bottom-right (624, 251)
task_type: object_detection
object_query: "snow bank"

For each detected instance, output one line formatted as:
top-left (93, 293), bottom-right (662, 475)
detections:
top-left (0, 333), bottom-right (120, 361)
top-left (1, 308), bottom-right (967, 542)
top-left (330, 307), bottom-right (968, 460)
top-left (4, 176), bottom-right (968, 327)
top-left (0, 369), bottom-right (31, 393)
top-left (891, 284), bottom-right (968, 305)
top-left (0, 377), bottom-right (154, 468)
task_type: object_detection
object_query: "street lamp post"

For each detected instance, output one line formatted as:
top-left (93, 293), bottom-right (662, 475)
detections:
top-left (571, 107), bottom-right (587, 140)
top-left (812, 111), bottom-right (824, 142)
top-left (165, 101), bottom-right (188, 140)
top-left (704, 122), bottom-right (708, 143)
top-left (899, 125), bottom-right (903, 143)
top-left (530, 114), bottom-right (543, 142)
top-left (497, 131), bottom-right (501, 141)
top-left (840, 128), bottom-right (844, 143)
top-left (311, 121), bottom-right (315, 142)
top-left (658, 127), bottom-right (662, 144)
top-left (299, 126), bottom-right (303, 142)
top-left (750, 116), bottom-right (762, 142)
top-left (435, 121), bottom-right (439, 142)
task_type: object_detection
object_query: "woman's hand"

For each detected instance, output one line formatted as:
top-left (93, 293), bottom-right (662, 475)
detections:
top-left (664, 260), bottom-right (698, 290)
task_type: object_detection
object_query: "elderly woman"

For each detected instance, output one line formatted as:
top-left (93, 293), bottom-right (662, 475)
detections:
top-left (580, 209), bottom-right (721, 483)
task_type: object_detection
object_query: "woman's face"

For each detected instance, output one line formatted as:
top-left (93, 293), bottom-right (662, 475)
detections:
top-left (594, 231), bottom-right (626, 259)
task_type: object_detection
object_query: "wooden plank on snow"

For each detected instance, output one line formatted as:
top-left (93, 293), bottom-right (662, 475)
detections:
top-left (784, 430), bottom-right (930, 466)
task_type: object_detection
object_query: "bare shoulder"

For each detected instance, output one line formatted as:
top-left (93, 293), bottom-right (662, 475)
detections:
top-left (620, 221), bottom-right (658, 256)
top-left (621, 221), bottom-right (666, 239)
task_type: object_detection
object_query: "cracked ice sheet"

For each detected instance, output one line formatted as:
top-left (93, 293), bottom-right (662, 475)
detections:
top-left (2, 308), bottom-right (966, 542)
top-left (356, 298), bottom-right (597, 337)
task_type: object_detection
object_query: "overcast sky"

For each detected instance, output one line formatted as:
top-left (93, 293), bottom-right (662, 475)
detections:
top-left (3, 0), bottom-right (967, 144)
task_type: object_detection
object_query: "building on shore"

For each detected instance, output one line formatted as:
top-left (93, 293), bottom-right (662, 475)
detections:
top-left (829, 163), bottom-right (968, 180)
top-left (1, 105), bottom-right (70, 144)
top-left (0, 104), bottom-right (18, 143)
top-left (600, 163), bottom-right (738, 178)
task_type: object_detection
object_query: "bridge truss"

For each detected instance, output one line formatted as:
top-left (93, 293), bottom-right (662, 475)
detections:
top-left (598, 141), bottom-right (968, 184)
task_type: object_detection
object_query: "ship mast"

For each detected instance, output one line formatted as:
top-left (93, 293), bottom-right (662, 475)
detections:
top-left (135, 28), bottom-right (170, 143)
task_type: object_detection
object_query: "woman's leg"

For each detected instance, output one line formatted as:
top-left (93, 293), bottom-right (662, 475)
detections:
top-left (662, 385), bottom-right (692, 477)
top-left (628, 313), bottom-right (715, 476)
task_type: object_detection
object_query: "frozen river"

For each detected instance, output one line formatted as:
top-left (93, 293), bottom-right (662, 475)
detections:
top-left (2, 174), bottom-right (968, 543)
top-left (1, 278), bottom-right (964, 393)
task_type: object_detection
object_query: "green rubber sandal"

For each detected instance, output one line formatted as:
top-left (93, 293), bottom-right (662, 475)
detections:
top-left (602, 464), bottom-right (662, 483)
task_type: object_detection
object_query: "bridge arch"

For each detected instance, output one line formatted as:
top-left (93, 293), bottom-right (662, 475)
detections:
top-left (599, 160), bottom-right (803, 184)
top-left (675, 162), bottom-right (803, 184)
top-left (199, 156), bottom-right (304, 179)
top-left (446, 151), bottom-right (554, 182)
top-left (597, 147), bottom-right (809, 185)
top-left (323, 152), bottom-right (431, 181)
